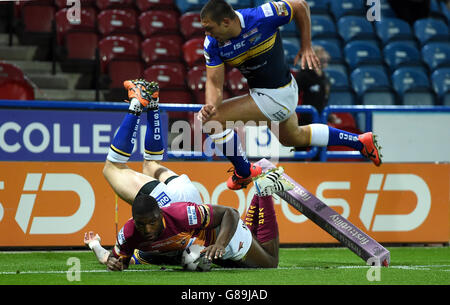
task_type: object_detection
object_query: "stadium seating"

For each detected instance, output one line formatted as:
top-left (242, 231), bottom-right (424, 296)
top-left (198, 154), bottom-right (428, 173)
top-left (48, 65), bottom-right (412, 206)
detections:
top-left (431, 68), bottom-right (450, 105)
top-left (108, 60), bottom-right (144, 89)
top-left (313, 39), bottom-right (343, 63)
top-left (55, 7), bottom-right (97, 46)
top-left (307, 0), bottom-right (329, 14)
top-left (143, 64), bottom-right (186, 90)
top-left (413, 18), bottom-right (449, 45)
top-left (282, 39), bottom-right (299, 67)
top-left (226, 68), bottom-right (248, 96)
top-left (21, 2), bottom-right (55, 33)
top-left (329, 0), bottom-right (364, 20)
top-left (350, 66), bottom-right (396, 105)
top-left (421, 42), bottom-right (450, 71)
top-left (141, 36), bottom-right (183, 66)
top-left (327, 90), bottom-right (356, 106)
top-left (183, 38), bottom-right (205, 68)
top-left (98, 36), bottom-right (140, 74)
top-left (175, 0), bottom-right (207, 14)
top-left (159, 89), bottom-right (193, 120)
top-left (136, 0), bottom-right (176, 11)
top-left (65, 31), bottom-right (99, 60)
top-left (310, 14), bottom-right (338, 40)
top-left (225, 0), bottom-right (253, 10)
top-left (324, 68), bottom-right (350, 90)
top-left (96, 0), bottom-right (135, 10)
top-left (391, 67), bottom-right (435, 105)
top-left (0, 62), bottom-right (25, 82)
top-left (337, 16), bottom-right (376, 43)
top-left (138, 10), bottom-right (180, 38)
top-left (0, 79), bottom-right (35, 100)
top-left (382, 41), bottom-right (424, 72)
top-left (187, 65), bottom-right (207, 102)
top-left (180, 12), bottom-right (204, 40)
top-left (279, 21), bottom-right (299, 38)
top-left (375, 17), bottom-right (414, 46)
top-left (97, 9), bottom-right (137, 37)
top-left (344, 40), bottom-right (383, 70)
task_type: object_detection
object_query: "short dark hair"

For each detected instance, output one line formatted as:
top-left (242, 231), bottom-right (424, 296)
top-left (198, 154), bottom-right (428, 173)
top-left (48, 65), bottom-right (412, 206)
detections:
top-left (200, 0), bottom-right (237, 23)
top-left (132, 192), bottom-right (159, 217)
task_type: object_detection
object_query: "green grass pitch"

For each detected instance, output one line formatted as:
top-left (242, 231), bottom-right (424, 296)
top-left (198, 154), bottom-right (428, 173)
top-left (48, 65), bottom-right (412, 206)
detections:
top-left (0, 246), bottom-right (449, 285)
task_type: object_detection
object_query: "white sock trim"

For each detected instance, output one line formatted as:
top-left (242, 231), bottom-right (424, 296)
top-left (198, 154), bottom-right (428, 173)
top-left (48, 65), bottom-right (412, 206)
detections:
top-left (107, 149), bottom-right (129, 163)
top-left (209, 129), bottom-right (233, 144)
top-left (309, 124), bottom-right (329, 146)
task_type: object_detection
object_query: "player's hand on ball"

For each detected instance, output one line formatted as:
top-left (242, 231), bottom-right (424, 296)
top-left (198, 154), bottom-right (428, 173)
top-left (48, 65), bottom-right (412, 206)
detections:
top-left (197, 104), bottom-right (216, 122)
top-left (106, 255), bottom-right (125, 271)
top-left (201, 244), bottom-right (225, 260)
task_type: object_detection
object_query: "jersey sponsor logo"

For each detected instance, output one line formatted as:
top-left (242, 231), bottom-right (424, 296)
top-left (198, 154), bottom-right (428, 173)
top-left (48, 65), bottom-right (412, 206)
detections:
top-left (261, 3), bottom-right (274, 17)
top-left (187, 205), bottom-right (198, 226)
top-left (118, 227), bottom-right (125, 245)
top-left (273, 1), bottom-right (289, 17)
top-left (156, 192), bottom-right (171, 207)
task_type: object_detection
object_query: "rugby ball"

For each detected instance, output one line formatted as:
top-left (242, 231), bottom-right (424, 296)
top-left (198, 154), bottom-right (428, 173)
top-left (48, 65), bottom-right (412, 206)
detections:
top-left (181, 244), bottom-right (212, 272)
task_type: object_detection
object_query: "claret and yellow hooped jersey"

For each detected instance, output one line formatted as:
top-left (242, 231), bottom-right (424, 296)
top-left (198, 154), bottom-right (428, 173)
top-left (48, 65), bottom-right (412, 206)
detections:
top-left (203, 1), bottom-right (295, 89)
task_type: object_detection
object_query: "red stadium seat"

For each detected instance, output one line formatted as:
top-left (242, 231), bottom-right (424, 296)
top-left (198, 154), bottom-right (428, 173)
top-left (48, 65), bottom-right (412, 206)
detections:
top-left (143, 65), bottom-right (186, 90)
top-left (55, 7), bottom-right (97, 46)
top-left (183, 38), bottom-right (205, 68)
top-left (148, 62), bottom-right (186, 74)
top-left (0, 79), bottom-right (35, 100)
top-left (187, 65), bottom-right (206, 102)
top-left (108, 60), bottom-right (144, 89)
top-left (65, 31), bottom-right (99, 60)
top-left (0, 62), bottom-right (25, 83)
top-left (97, 9), bottom-right (137, 37)
top-left (98, 36), bottom-right (140, 73)
top-left (21, 3), bottom-right (55, 33)
top-left (138, 10), bottom-right (180, 38)
top-left (159, 89), bottom-right (193, 120)
top-left (95, 0), bottom-right (134, 10)
top-left (55, 0), bottom-right (95, 8)
top-left (141, 36), bottom-right (182, 66)
top-left (226, 68), bottom-right (248, 96)
top-left (179, 12), bottom-right (204, 40)
top-left (136, 0), bottom-right (175, 11)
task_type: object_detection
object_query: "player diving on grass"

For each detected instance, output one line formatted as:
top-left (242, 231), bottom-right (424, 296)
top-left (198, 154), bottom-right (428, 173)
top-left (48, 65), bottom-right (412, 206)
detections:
top-left (84, 79), bottom-right (294, 271)
top-left (197, 0), bottom-right (383, 190)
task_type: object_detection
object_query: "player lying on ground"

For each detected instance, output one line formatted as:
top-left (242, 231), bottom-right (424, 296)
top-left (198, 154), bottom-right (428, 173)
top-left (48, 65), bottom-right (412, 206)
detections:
top-left (85, 166), bottom-right (293, 271)
top-left (87, 79), bottom-right (293, 270)
top-left (197, 0), bottom-right (383, 190)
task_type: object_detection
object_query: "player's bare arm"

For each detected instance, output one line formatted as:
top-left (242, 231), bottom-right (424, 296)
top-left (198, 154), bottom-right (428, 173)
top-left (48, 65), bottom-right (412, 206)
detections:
top-left (201, 205), bottom-right (240, 260)
top-left (288, 0), bottom-right (321, 70)
top-left (198, 64), bottom-right (225, 122)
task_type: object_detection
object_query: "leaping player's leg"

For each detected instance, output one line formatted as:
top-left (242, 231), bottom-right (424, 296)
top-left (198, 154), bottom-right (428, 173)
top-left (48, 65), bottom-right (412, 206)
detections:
top-left (206, 94), bottom-right (268, 190)
top-left (103, 79), bottom-right (160, 204)
top-left (276, 113), bottom-right (382, 166)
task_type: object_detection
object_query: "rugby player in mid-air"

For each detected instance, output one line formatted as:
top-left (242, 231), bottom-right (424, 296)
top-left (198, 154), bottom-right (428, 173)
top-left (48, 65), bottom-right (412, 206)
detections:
top-left (197, 0), bottom-right (383, 190)
top-left (84, 79), bottom-right (293, 270)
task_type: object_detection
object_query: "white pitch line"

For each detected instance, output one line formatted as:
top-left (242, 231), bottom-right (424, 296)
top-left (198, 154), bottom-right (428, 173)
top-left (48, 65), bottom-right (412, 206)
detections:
top-left (1, 265), bottom-right (450, 275)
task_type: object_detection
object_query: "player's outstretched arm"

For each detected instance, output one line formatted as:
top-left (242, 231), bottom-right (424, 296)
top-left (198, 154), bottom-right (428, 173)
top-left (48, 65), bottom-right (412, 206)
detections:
top-left (201, 205), bottom-right (240, 260)
top-left (288, 0), bottom-right (321, 70)
top-left (83, 231), bottom-right (110, 265)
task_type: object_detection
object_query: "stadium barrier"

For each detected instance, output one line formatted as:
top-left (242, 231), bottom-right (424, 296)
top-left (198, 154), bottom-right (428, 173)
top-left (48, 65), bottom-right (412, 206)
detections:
top-left (0, 100), bottom-right (449, 247)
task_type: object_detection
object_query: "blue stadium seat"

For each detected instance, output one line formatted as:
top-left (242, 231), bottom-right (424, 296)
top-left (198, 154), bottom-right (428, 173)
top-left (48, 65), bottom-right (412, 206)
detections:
top-left (431, 68), bottom-right (450, 105)
top-left (311, 14), bottom-right (337, 39)
top-left (283, 39), bottom-right (299, 68)
top-left (329, 0), bottom-right (364, 20)
top-left (308, 0), bottom-right (329, 14)
top-left (337, 16), bottom-right (376, 43)
top-left (421, 42), bottom-right (450, 71)
top-left (324, 67), bottom-right (349, 89)
top-left (313, 39), bottom-right (343, 62)
top-left (392, 67), bottom-right (435, 105)
top-left (344, 40), bottom-right (382, 70)
top-left (279, 20), bottom-right (299, 37)
top-left (225, 0), bottom-right (253, 9)
top-left (350, 66), bottom-right (396, 105)
top-left (375, 17), bottom-right (413, 45)
top-left (413, 18), bottom-right (449, 45)
top-left (175, 0), bottom-right (207, 14)
top-left (441, 1), bottom-right (450, 25)
top-left (379, 0), bottom-right (397, 18)
top-left (383, 41), bottom-right (423, 72)
top-left (328, 90), bottom-right (356, 106)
